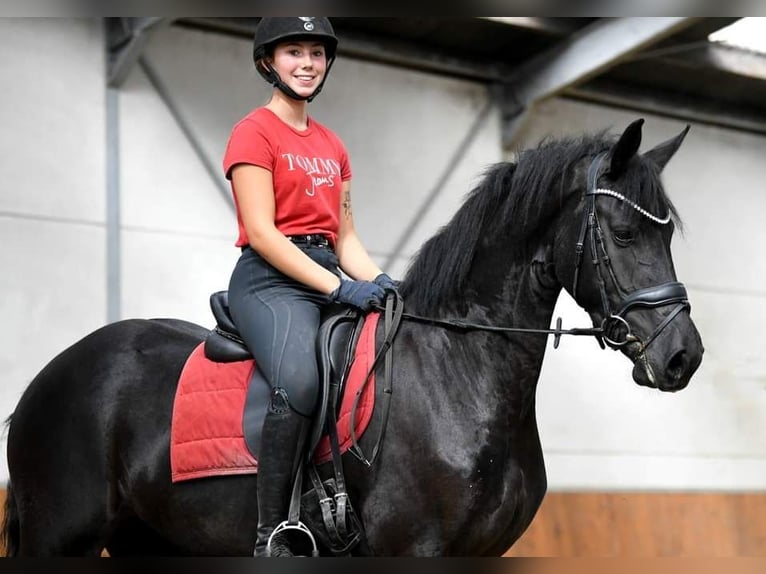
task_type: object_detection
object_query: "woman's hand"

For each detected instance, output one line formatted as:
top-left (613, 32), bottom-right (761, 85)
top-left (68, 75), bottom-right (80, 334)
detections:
top-left (373, 273), bottom-right (398, 293)
top-left (330, 279), bottom-right (385, 312)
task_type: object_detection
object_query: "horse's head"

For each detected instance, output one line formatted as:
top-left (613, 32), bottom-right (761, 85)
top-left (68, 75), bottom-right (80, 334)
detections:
top-left (555, 119), bottom-right (703, 392)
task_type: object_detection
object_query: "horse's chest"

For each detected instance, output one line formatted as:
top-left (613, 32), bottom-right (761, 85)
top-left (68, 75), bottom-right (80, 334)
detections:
top-left (457, 454), bottom-right (546, 552)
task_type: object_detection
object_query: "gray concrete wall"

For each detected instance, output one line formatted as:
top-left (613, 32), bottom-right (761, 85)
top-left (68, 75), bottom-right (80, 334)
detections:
top-left (1, 18), bottom-right (764, 491)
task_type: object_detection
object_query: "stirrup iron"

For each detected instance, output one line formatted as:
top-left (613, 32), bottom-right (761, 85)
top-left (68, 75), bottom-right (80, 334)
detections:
top-left (267, 520), bottom-right (319, 557)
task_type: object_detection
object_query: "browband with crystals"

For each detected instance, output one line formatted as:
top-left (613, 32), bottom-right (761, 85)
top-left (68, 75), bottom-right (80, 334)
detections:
top-left (586, 188), bottom-right (672, 225)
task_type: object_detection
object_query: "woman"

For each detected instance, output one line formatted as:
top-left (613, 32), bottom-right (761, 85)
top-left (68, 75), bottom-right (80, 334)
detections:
top-left (222, 17), bottom-right (396, 557)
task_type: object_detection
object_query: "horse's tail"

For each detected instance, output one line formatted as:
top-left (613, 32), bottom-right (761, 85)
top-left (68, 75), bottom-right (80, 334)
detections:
top-left (1, 415), bottom-right (20, 557)
top-left (1, 480), bottom-right (20, 557)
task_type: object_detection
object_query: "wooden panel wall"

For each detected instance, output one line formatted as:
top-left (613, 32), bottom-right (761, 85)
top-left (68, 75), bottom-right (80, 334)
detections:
top-left (505, 492), bottom-right (766, 556)
top-left (1, 489), bottom-right (764, 556)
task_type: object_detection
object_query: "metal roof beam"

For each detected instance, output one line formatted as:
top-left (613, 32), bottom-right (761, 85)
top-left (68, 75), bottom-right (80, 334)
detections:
top-left (336, 29), bottom-right (509, 82)
top-left (478, 17), bottom-right (586, 36)
top-left (665, 42), bottom-right (766, 82)
top-left (499, 17), bottom-right (700, 147)
top-left (566, 80), bottom-right (766, 136)
top-left (176, 17), bottom-right (509, 82)
top-left (107, 17), bottom-right (173, 88)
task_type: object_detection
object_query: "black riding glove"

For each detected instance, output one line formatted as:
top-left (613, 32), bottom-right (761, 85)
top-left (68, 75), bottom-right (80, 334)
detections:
top-left (331, 279), bottom-right (385, 312)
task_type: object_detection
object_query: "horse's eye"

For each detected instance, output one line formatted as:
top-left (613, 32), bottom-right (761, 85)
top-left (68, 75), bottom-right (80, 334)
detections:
top-left (613, 230), bottom-right (634, 246)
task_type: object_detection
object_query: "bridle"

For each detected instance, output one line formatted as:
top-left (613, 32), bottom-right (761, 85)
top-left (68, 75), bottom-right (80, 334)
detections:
top-left (350, 152), bottom-right (691, 466)
top-left (571, 152), bottom-right (690, 352)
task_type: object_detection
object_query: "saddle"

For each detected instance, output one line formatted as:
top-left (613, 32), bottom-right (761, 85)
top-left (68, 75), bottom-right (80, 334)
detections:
top-left (202, 291), bottom-right (375, 555)
top-left (203, 291), bottom-right (364, 460)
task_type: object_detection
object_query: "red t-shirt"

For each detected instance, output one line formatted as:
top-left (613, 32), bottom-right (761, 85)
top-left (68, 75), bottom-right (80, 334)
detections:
top-left (223, 107), bottom-right (352, 247)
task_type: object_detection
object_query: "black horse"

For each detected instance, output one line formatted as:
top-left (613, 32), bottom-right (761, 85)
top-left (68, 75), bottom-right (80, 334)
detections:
top-left (2, 119), bottom-right (703, 556)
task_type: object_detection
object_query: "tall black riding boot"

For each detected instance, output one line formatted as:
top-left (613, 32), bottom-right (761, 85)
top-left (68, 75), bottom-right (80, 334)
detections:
top-left (253, 388), bottom-right (309, 557)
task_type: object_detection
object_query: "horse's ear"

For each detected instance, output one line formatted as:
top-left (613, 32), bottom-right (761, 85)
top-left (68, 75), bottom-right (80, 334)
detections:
top-left (644, 125), bottom-right (690, 171)
top-left (609, 118), bottom-right (644, 176)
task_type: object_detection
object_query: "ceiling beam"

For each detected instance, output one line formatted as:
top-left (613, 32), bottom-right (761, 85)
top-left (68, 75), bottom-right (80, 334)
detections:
top-left (664, 42), bottom-right (766, 82)
top-left (106, 17), bottom-right (173, 88)
top-left (498, 17), bottom-right (701, 147)
top-left (335, 29), bottom-right (509, 82)
top-left (566, 79), bottom-right (766, 136)
top-left (177, 17), bottom-right (510, 82)
top-left (477, 17), bottom-right (587, 36)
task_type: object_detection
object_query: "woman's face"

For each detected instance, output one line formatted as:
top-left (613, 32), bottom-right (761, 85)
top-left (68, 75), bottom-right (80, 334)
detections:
top-left (268, 40), bottom-right (327, 99)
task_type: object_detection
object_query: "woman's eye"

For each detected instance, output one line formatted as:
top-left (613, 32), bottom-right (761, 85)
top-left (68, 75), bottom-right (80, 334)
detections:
top-left (613, 230), bottom-right (634, 246)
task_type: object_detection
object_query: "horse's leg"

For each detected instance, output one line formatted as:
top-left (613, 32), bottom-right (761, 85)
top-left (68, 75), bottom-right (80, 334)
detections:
top-left (13, 475), bottom-right (110, 556)
top-left (105, 516), bottom-right (190, 557)
top-left (7, 375), bottom-right (114, 555)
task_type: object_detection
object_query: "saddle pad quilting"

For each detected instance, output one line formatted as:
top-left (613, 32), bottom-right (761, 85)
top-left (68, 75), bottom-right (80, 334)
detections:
top-left (170, 348), bottom-right (257, 481)
top-left (170, 312), bottom-right (379, 483)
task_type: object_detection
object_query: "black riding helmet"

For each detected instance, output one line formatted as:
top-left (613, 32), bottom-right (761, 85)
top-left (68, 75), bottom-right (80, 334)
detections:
top-left (253, 17), bottom-right (338, 103)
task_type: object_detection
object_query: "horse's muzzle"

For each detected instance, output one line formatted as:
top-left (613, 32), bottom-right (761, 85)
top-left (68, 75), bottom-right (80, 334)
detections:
top-left (631, 338), bottom-right (704, 392)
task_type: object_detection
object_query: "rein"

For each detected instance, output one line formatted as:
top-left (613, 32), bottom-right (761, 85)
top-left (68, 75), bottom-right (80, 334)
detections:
top-left (389, 310), bottom-right (603, 349)
top-left (348, 291), bottom-right (404, 467)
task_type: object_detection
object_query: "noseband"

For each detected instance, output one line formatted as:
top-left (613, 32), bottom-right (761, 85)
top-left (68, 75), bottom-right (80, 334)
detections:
top-left (571, 153), bottom-right (690, 351)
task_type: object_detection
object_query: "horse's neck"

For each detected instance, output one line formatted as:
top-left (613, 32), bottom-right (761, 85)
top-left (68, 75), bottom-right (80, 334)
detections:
top-left (465, 245), bottom-right (561, 331)
top-left (402, 250), bottom-right (554, 428)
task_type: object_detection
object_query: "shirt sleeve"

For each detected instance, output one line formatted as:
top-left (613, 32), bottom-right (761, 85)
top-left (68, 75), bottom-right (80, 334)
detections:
top-left (339, 141), bottom-right (352, 182)
top-left (222, 118), bottom-right (274, 180)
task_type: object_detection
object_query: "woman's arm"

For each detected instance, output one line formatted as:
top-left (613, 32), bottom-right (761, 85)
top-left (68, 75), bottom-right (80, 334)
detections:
top-left (335, 181), bottom-right (384, 281)
top-left (232, 164), bottom-right (341, 295)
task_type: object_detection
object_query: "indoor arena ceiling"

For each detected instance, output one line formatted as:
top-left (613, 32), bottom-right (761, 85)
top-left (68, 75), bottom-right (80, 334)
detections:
top-left (108, 17), bottom-right (766, 141)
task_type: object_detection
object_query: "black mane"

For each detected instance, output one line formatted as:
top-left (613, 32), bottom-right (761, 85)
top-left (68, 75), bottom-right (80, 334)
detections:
top-left (399, 130), bottom-right (680, 314)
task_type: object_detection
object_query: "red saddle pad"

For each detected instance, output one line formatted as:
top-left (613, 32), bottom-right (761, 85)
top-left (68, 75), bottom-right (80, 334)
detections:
top-left (170, 312), bottom-right (380, 482)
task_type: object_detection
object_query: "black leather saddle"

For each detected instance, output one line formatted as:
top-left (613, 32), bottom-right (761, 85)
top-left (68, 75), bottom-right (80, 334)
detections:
top-left (203, 291), bottom-right (365, 457)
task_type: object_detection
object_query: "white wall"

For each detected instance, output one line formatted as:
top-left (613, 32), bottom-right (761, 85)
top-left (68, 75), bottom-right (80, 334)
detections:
top-left (0, 18), bottom-right (107, 446)
top-left (1, 19), bottom-right (764, 491)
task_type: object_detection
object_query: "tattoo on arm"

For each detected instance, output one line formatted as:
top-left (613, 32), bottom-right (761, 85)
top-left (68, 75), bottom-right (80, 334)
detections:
top-left (342, 190), bottom-right (352, 218)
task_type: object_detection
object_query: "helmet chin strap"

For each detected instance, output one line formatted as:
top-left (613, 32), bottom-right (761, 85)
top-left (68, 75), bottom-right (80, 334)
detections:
top-left (262, 57), bottom-right (335, 103)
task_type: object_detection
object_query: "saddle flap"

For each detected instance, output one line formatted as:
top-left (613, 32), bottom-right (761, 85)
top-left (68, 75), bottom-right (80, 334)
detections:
top-left (326, 320), bottom-right (356, 379)
top-left (319, 306), bottom-right (364, 404)
top-left (306, 306), bottom-right (365, 459)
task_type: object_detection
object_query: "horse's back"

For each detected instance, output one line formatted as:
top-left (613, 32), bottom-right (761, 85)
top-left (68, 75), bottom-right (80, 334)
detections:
top-left (11, 317), bottom-right (205, 419)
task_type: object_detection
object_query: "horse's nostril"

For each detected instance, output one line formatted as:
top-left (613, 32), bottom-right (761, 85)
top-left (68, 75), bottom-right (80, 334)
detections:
top-left (666, 349), bottom-right (687, 380)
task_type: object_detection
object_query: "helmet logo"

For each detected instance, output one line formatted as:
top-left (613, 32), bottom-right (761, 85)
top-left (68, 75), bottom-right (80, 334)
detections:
top-left (298, 17), bottom-right (315, 31)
